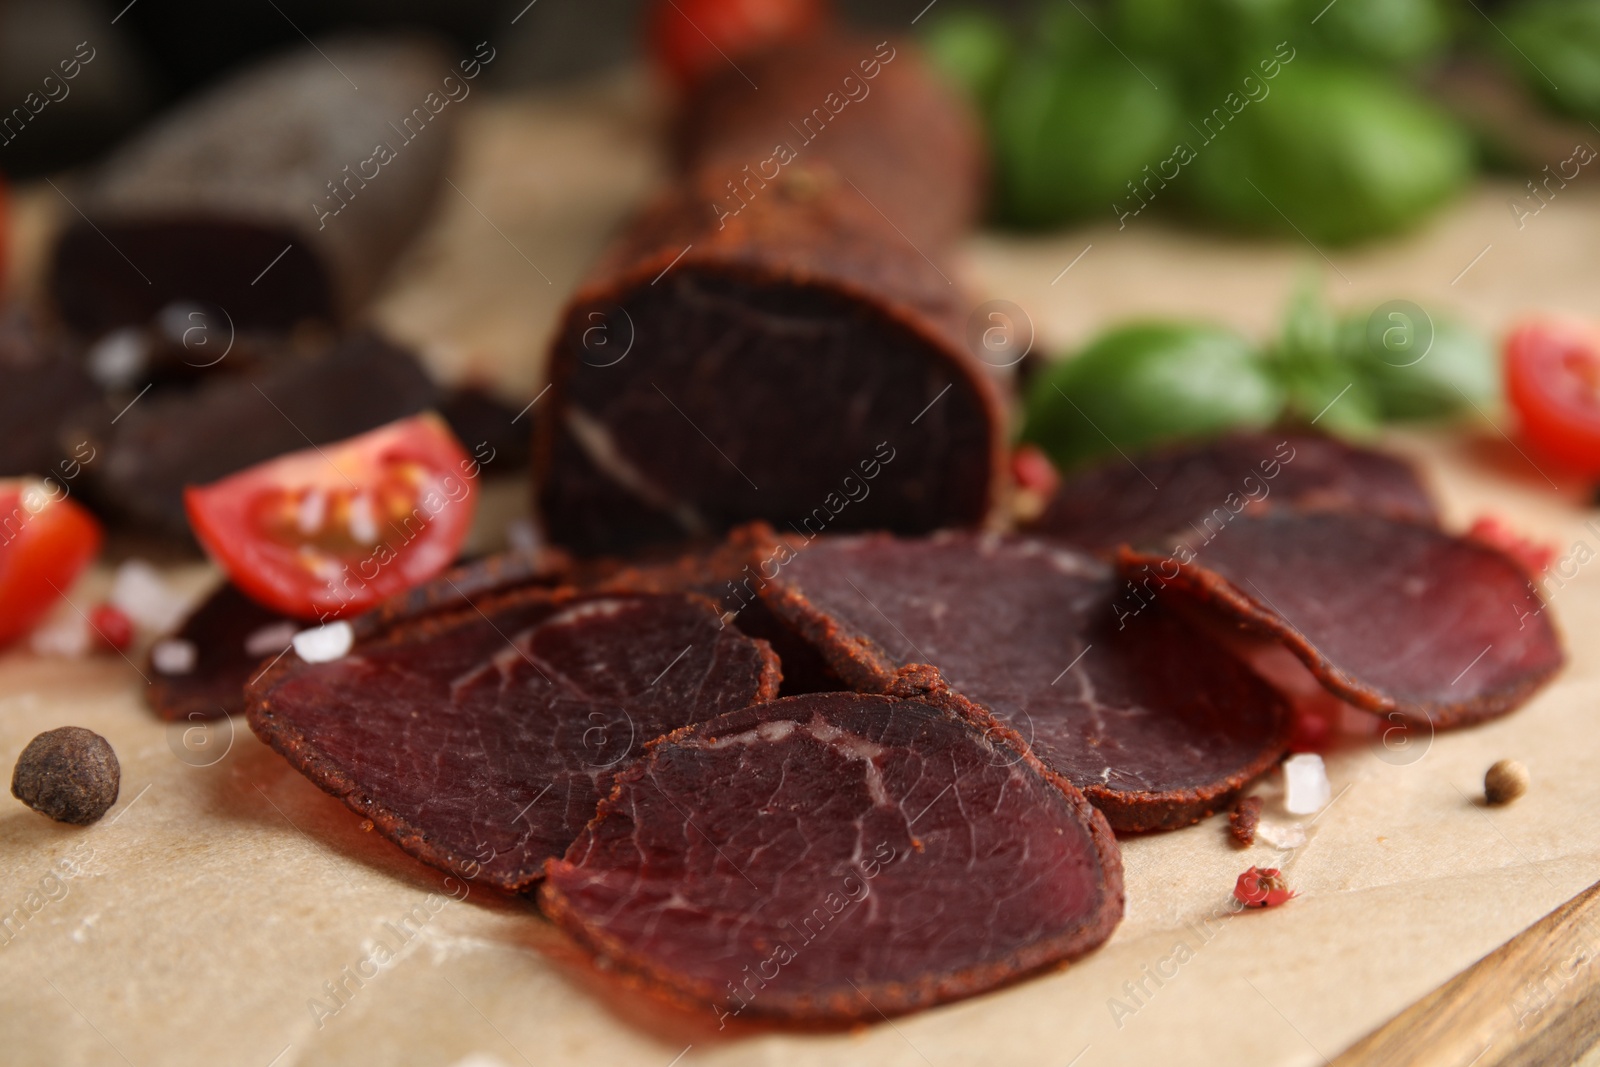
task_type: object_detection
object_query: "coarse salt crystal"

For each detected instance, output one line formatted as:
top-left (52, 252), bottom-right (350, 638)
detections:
top-left (109, 560), bottom-right (190, 634)
top-left (1255, 820), bottom-right (1307, 850)
top-left (85, 328), bottom-right (149, 390)
top-left (152, 638), bottom-right (198, 675)
top-left (293, 621), bottom-right (353, 664)
top-left (29, 611), bottom-right (91, 658)
top-left (244, 621), bottom-right (299, 658)
top-left (1283, 753), bottom-right (1331, 815)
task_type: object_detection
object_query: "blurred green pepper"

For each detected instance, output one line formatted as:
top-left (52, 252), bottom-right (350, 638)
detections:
top-left (1502, 0), bottom-right (1600, 121)
top-left (992, 54), bottom-right (1179, 227)
top-left (1186, 62), bottom-right (1473, 244)
top-left (1022, 322), bottom-right (1284, 470)
top-left (920, 9), bottom-right (1016, 111)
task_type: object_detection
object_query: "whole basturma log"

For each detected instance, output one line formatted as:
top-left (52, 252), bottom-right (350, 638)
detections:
top-left (48, 36), bottom-right (467, 334)
top-left (536, 35), bottom-right (1004, 557)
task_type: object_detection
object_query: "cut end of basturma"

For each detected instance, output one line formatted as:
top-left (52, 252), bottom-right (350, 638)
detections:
top-left (758, 532), bottom-right (1291, 831)
top-left (1028, 431), bottom-right (1439, 555)
top-left (541, 667), bottom-right (1123, 1024)
top-left (536, 171), bottom-right (1004, 557)
top-left (1116, 512), bottom-right (1566, 728)
top-left (246, 589), bottom-right (779, 892)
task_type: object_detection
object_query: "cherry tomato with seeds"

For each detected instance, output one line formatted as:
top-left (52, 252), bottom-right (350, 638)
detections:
top-left (1505, 318), bottom-right (1600, 476)
top-left (184, 414), bottom-right (477, 621)
top-left (0, 479), bottom-right (103, 647)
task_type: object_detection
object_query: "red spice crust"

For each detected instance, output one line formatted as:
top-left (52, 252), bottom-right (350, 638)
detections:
top-left (1229, 795), bottom-right (1263, 847)
top-left (245, 585), bottom-right (781, 891)
top-left (539, 664), bottom-right (1125, 1023)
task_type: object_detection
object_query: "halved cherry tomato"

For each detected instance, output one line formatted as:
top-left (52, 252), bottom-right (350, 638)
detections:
top-left (0, 479), bottom-right (103, 647)
top-left (184, 414), bottom-right (478, 621)
top-left (1505, 319), bottom-right (1600, 476)
top-left (647, 0), bottom-right (829, 92)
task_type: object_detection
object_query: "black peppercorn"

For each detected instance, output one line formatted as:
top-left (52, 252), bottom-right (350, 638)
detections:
top-left (11, 727), bottom-right (120, 825)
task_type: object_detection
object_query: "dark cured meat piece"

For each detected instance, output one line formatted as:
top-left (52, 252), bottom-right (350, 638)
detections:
top-left (351, 549), bottom-right (557, 638)
top-left (591, 524), bottom-right (843, 694)
top-left (1030, 432), bottom-right (1438, 555)
top-left (675, 37), bottom-right (984, 250)
top-left (537, 36), bottom-right (1003, 559)
top-left (247, 590), bottom-right (780, 891)
top-left (438, 385), bottom-right (533, 472)
top-left (86, 330), bottom-right (439, 539)
top-left (0, 311), bottom-right (101, 478)
top-left (541, 666), bottom-right (1123, 1023)
top-left (759, 533), bottom-right (1291, 831)
top-left (146, 583), bottom-right (295, 722)
top-left (1116, 512), bottom-right (1565, 728)
top-left (537, 172), bottom-right (1002, 557)
top-left (149, 552), bottom-right (563, 724)
top-left (49, 37), bottom-right (457, 333)
top-left (359, 525), bottom-right (843, 693)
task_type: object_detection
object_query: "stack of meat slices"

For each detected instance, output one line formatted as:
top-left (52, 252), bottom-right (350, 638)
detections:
top-left (242, 431), bottom-right (1564, 1025)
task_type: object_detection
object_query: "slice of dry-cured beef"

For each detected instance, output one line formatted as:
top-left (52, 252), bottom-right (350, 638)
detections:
top-left (147, 582), bottom-right (296, 722)
top-left (148, 552), bottom-right (561, 724)
top-left (247, 590), bottom-right (780, 891)
top-left (1029, 431), bottom-right (1438, 555)
top-left (1116, 512), bottom-right (1565, 728)
top-left (590, 524), bottom-right (843, 694)
top-left (759, 532), bottom-right (1290, 830)
top-left (541, 666), bottom-right (1123, 1023)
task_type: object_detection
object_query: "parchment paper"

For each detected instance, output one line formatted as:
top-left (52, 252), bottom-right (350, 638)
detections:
top-left (3, 72), bottom-right (1599, 1067)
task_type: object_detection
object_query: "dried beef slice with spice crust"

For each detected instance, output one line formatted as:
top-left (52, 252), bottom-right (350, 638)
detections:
top-left (760, 533), bottom-right (1290, 831)
top-left (1116, 512), bottom-right (1565, 728)
top-left (590, 524), bottom-right (844, 694)
top-left (1028, 432), bottom-right (1438, 555)
top-left (541, 667), bottom-right (1123, 1023)
top-left (147, 583), bottom-right (296, 722)
top-left (247, 590), bottom-right (780, 891)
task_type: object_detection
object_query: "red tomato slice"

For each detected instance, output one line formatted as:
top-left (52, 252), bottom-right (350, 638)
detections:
top-left (647, 0), bottom-right (829, 92)
top-left (1506, 319), bottom-right (1600, 477)
top-left (184, 414), bottom-right (478, 621)
top-left (0, 479), bottom-right (103, 647)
